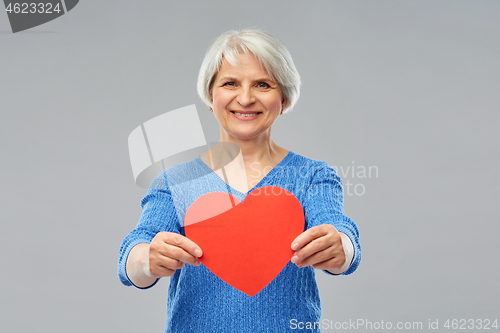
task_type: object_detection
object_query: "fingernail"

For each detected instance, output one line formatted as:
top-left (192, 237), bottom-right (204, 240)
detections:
top-left (291, 255), bottom-right (298, 263)
top-left (291, 243), bottom-right (299, 251)
top-left (194, 249), bottom-right (202, 257)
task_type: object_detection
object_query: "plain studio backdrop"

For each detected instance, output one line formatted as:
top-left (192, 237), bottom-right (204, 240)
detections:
top-left (1, 1), bottom-right (499, 332)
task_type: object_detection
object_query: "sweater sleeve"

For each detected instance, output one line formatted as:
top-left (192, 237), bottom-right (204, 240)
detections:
top-left (117, 171), bottom-right (182, 287)
top-left (303, 163), bottom-right (361, 275)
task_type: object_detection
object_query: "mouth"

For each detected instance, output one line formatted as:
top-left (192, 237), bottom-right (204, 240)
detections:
top-left (230, 111), bottom-right (262, 117)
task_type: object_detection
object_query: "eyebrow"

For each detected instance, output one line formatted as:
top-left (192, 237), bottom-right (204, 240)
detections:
top-left (217, 76), bottom-right (238, 82)
top-left (216, 76), bottom-right (275, 83)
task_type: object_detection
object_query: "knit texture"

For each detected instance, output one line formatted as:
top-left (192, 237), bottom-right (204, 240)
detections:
top-left (118, 151), bottom-right (361, 333)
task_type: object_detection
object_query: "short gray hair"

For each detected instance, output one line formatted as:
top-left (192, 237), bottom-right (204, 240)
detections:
top-left (197, 29), bottom-right (301, 114)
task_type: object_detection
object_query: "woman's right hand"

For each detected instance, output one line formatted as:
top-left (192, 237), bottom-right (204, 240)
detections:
top-left (149, 231), bottom-right (203, 278)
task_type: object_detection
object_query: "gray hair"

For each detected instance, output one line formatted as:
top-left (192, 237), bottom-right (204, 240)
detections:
top-left (197, 29), bottom-right (301, 114)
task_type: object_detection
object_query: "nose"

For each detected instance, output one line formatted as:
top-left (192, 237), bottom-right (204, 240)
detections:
top-left (237, 86), bottom-right (255, 107)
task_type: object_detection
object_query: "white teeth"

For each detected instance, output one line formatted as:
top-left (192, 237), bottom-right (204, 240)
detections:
top-left (234, 112), bottom-right (259, 117)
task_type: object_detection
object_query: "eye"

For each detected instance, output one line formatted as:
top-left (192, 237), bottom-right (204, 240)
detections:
top-left (257, 82), bottom-right (270, 88)
top-left (223, 81), bottom-right (235, 87)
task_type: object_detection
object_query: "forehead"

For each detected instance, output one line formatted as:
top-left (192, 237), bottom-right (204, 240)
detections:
top-left (217, 53), bottom-right (271, 78)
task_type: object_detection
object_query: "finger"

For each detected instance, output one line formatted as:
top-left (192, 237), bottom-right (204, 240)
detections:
top-left (312, 256), bottom-right (345, 271)
top-left (291, 235), bottom-right (332, 266)
top-left (149, 261), bottom-right (177, 278)
top-left (162, 232), bottom-right (203, 258)
top-left (151, 233), bottom-right (201, 267)
top-left (302, 243), bottom-right (345, 269)
top-left (300, 249), bottom-right (336, 268)
top-left (157, 256), bottom-right (186, 271)
top-left (291, 225), bottom-right (328, 251)
top-left (159, 243), bottom-right (201, 267)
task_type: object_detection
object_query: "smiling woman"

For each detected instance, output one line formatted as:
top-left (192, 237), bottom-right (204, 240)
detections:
top-left (118, 29), bottom-right (361, 333)
top-left (211, 52), bottom-right (284, 142)
top-left (197, 29), bottom-right (301, 115)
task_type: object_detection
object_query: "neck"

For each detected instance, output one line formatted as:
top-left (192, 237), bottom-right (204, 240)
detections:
top-left (218, 128), bottom-right (285, 166)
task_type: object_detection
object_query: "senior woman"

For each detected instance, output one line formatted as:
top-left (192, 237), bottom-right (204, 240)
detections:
top-left (118, 29), bottom-right (361, 333)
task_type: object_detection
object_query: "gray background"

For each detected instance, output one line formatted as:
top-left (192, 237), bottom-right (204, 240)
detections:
top-left (1, 1), bottom-right (499, 332)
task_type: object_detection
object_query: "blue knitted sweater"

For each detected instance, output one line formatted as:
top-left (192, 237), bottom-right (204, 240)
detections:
top-left (118, 151), bottom-right (361, 333)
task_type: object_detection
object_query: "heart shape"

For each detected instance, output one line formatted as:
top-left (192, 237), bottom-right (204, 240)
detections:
top-left (184, 186), bottom-right (305, 297)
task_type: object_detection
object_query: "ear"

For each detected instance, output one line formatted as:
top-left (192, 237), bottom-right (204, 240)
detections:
top-left (281, 97), bottom-right (288, 112)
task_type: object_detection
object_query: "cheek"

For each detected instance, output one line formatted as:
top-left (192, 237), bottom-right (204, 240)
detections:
top-left (264, 93), bottom-right (283, 110)
top-left (212, 90), bottom-right (231, 109)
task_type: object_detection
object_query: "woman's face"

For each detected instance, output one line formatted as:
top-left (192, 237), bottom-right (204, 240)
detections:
top-left (211, 52), bottom-right (284, 142)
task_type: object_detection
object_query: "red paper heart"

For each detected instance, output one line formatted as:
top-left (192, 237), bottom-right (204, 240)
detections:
top-left (184, 186), bottom-right (305, 297)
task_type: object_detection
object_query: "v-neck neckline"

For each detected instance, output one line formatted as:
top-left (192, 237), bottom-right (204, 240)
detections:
top-left (195, 151), bottom-right (293, 196)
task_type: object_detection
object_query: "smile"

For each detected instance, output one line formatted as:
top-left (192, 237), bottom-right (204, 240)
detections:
top-left (231, 111), bottom-right (261, 117)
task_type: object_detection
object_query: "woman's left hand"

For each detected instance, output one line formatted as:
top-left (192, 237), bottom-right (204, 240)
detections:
top-left (291, 224), bottom-right (345, 272)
